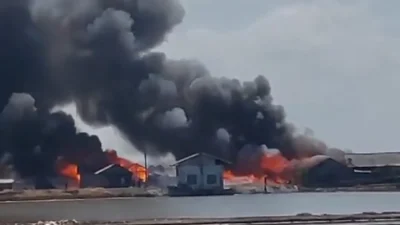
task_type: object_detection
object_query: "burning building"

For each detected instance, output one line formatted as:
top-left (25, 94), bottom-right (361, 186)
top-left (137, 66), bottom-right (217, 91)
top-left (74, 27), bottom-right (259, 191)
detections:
top-left (0, 0), bottom-right (356, 188)
top-left (88, 164), bottom-right (133, 188)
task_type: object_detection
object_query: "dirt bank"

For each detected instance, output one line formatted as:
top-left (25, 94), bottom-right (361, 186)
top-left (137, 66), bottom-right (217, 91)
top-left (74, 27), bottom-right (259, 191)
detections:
top-left (0, 187), bottom-right (160, 202)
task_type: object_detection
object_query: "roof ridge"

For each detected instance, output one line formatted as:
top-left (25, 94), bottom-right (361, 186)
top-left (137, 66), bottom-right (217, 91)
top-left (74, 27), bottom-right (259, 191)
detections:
top-left (94, 164), bottom-right (116, 174)
top-left (171, 152), bottom-right (231, 166)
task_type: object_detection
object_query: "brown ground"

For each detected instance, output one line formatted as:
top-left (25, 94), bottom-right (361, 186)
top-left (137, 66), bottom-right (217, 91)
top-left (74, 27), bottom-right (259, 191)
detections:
top-left (0, 187), bottom-right (156, 201)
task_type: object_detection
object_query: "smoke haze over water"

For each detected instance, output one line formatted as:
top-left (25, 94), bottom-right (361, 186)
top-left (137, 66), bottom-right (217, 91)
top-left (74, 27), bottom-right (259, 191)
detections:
top-left (0, 0), bottom-right (339, 177)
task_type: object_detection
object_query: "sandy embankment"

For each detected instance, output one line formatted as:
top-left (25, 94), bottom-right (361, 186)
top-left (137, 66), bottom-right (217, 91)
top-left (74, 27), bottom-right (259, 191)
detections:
top-left (0, 187), bottom-right (161, 201)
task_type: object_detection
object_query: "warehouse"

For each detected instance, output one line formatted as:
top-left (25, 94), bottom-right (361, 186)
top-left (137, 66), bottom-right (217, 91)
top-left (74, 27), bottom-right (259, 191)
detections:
top-left (301, 158), bottom-right (356, 188)
top-left (345, 152), bottom-right (400, 182)
top-left (80, 164), bottom-right (133, 188)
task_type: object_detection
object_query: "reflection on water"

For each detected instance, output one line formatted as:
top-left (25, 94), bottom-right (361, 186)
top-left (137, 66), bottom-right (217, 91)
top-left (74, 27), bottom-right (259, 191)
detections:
top-left (145, 192), bottom-right (400, 218)
top-left (2, 192), bottom-right (400, 221)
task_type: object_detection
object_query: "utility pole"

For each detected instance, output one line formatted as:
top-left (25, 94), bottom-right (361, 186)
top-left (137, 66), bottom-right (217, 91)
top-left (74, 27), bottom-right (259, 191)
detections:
top-left (264, 176), bottom-right (268, 194)
top-left (144, 148), bottom-right (148, 187)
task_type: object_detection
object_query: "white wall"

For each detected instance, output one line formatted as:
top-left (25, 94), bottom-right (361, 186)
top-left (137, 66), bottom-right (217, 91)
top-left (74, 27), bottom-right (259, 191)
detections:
top-left (177, 164), bottom-right (224, 190)
top-left (202, 165), bottom-right (223, 189)
top-left (177, 165), bottom-right (200, 189)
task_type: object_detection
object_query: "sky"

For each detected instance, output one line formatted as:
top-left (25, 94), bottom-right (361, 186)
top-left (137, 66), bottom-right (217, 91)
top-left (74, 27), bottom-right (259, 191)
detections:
top-left (63, 0), bottom-right (400, 162)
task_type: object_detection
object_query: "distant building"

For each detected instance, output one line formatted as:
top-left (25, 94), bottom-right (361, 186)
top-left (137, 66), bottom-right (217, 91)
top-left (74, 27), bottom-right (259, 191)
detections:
top-left (301, 153), bottom-right (400, 188)
top-left (0, 179), bottom-right (14, 191)
top-left (301, 158), bottom-right (357, 188)
top-left (93, 164), bottom-right (132, 188)
top-left (171, 153), bottom-right (231, 193)
top-left (345, 152), bottom-right (400, 177)
top-left (345, 152), bottom-right (400, 168)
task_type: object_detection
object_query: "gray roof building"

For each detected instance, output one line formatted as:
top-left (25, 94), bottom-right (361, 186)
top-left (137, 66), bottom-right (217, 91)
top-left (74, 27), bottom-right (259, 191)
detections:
top-left (345, 152), bottom-right (400, 168)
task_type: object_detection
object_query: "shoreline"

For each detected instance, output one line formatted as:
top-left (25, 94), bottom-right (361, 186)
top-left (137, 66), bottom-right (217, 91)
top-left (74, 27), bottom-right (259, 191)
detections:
top-left (6, 212), bottom-right (400, 225)
top-left (229, 182), bottom-right (400, 194)
top-left (0, 187), bottom-right (158, 202)
top-left (1, 183), bottom-right (400, 202)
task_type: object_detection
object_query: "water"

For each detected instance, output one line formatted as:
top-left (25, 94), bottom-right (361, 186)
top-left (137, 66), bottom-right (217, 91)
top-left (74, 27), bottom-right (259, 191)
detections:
top-left (1, 192), bottom-right (400, 221)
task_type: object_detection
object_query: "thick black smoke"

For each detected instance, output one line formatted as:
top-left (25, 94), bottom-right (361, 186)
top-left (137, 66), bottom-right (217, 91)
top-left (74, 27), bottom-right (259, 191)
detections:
top-left (0, 93), bottom-right (108, 177)
top-left (0, 0), bottom-right (337, 177)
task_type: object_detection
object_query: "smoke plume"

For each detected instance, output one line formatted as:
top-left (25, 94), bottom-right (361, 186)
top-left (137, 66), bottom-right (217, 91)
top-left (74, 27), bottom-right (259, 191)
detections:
top-left (0, 0), bottom-right (340, 177)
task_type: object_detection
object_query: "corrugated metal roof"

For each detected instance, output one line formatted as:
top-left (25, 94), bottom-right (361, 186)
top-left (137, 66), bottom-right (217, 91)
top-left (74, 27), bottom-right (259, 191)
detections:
top-left (0, 179), bottom-right (14, 184)
top-left (345, 152), bottom-right (400, 167)
top-left (171, 152), bottom-right (231, 166)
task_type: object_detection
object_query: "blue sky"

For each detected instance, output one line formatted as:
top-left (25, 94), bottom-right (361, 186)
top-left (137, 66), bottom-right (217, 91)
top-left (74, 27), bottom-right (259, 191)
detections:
top-left (65, 0), bottom-right (400, 163)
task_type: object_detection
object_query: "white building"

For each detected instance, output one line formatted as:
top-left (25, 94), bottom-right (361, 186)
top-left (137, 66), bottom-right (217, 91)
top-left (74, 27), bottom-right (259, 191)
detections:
top-left (171, 152), bottom-right (231, 191)
top-left (0, 179), bottom-right (14, 191)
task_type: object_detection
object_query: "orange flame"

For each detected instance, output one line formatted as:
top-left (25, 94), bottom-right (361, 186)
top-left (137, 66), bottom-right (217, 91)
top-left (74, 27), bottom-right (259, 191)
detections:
top-left (223, 170), bottom-right (262, 183)
top-left (223, 149), bottom-right (332, 186)
top-left (224, 150), bottom-right (292, 185)
top-left (56, 159), bottom-right (81, 182)
top-left (106, 149), bottom-right (147, 182)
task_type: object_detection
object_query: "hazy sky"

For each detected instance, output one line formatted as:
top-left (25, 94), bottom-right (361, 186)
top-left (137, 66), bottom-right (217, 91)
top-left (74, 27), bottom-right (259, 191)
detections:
top-left (64, 0), bottom-right (400, 162)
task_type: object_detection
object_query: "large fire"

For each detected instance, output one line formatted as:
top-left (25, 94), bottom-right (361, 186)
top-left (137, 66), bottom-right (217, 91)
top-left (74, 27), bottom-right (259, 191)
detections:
top-left (223, 149), bottom-right (294, 185)
top-left (106, 149), bottom-right (147, 182)
top-left (223, 149), bottom-right (331, 186)
top-left (56, 159), bottom-right (81, 182)
top-left (55, 145), bottom-right (324, 188)
top-left (55, 149), bottom-right (147, 186)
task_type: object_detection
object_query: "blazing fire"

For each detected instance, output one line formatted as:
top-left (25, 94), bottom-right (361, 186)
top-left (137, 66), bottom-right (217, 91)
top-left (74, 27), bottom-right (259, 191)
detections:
top-left (56, 159), bottom-right (81, 182)
top-left (223, 149), bottom-right (294, 185)
top-left (106, 149), bottom-right (147, 182)
top-left (223, 170), bottom-right (263, 183)
top-left (55, 150), bottom-right (147, 185)
top-left (223, 148), bottom-right (332, 186)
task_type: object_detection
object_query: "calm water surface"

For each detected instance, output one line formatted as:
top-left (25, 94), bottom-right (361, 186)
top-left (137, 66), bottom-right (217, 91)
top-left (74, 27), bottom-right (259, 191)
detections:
top-left (1, 192), bottom-right (400, 221)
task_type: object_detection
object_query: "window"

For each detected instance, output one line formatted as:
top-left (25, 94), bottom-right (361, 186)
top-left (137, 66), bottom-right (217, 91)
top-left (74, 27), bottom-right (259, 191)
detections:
top-left (215, 160), bottom-right (223, 165)
top-left (206, 174), bottom-right (217, 185)
top-left (187, 174), bottom-right (197, 185)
